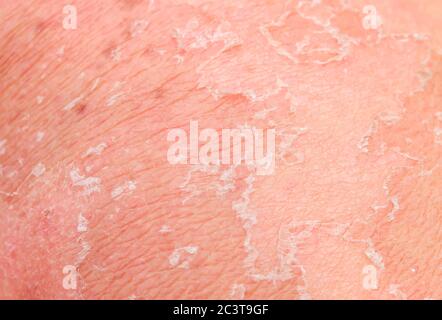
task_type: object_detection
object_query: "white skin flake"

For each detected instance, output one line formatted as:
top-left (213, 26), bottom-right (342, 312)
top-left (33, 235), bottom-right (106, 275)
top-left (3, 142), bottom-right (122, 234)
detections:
top-left (70, 168), bottom-right (101, 196)
top-left (230, 283), bottom-right (246, 299)
top-left (36, 131), bottom-right (45, 142)
top-left (365, 244), bottom-right (385, 270)
top-left (63, 95), bottom-right (84, 111)
top-left (388, 284), bottom-right (407, 300)
top-left (130, 20), bottom-right (149, 38)
top-left (31, 162), bottom-right (46, 177)
top-left (387, 196), bottom-right (400, 221)
top-left (110, 47), bottom-right (122, 62)
top-left (159, 225), bottom-right (172, 233)
top-left (168, 246), bottom-right (199, 269)
top-left (90, 78), bottom-right (100, 91)
top-left (82, 142), bottom-right (107, 157)
top-left (77, 212), bottom-right (88, 233)
top-left (76, 237), bottom-right (91, 265)
top-left (106, 93), bottom-right (124, 107)
top-left (36, 96), bottom-right (44, 104)
top-left (111, 180), bottom-right (137, 199)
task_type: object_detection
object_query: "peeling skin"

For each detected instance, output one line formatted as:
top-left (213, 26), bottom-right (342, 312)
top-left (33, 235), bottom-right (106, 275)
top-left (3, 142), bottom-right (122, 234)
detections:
top-left (82, 142), bottom-right (108, 158)
top-left (168, 246), bottom-right (198, 269)
top-left (0, 0), bottom-right (442, 300)
top-left (70, 168), bottom-right (101, 196)
top-left (35, 131), bottom-right (45, 142)
top-left (111, 180), bottom-right (136, 199)
top-left (77, 212), bottom-right (88, 233)
top-left (31, 162), bottom-right (46, 177)
top-left (63, 95), bottom-right (84, 111)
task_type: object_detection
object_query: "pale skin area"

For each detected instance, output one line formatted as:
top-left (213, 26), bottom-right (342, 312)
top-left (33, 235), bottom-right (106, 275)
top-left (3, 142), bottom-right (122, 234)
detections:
top-left (0, 0), bottom-right (441, 299)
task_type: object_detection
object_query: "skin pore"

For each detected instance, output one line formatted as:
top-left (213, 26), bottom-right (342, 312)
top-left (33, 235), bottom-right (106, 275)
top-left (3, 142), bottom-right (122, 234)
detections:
top-left (0, 0), bottom-right (441, 299)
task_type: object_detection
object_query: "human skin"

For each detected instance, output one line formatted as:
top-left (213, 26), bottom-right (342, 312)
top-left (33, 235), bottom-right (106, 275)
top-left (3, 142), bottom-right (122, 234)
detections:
top-left (0, 0), bottom-right (441, 299)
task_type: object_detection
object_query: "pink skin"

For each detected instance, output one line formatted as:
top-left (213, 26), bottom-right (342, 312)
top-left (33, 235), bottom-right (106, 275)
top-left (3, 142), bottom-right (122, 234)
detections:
top-left (0, 0), bottom-right (441, 299)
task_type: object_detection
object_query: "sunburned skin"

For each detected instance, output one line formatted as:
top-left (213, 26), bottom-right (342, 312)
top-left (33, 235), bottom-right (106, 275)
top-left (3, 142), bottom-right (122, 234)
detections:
top-left (0, 0), bottom-right (441, 299)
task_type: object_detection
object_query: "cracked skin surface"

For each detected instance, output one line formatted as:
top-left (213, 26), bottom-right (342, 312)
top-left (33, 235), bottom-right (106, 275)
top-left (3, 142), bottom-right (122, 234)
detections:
top-left (0, 0), bottom-right (441, 299)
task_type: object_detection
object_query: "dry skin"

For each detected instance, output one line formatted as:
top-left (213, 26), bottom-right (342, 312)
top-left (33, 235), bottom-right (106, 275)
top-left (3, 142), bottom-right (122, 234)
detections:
top-left (0, 0), bottom-right (441, 299)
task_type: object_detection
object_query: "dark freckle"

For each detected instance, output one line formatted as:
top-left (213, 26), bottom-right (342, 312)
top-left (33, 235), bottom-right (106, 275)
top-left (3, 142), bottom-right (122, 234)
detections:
top-left (76, 103), bottom-right (87, 114)
top-left (153, 87), bottom-right (165, 99)
top-left (43, 209), bottom-right (52, 217)
top-left (118, 0), bottom-right (144, 10)
top-left (143, 46), bottom-right (153, 56)
top-left (35, 19), bottom-right (53, 35)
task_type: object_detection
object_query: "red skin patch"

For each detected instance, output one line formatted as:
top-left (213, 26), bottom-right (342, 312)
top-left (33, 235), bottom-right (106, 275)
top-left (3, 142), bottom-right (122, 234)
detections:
top-left (0, 0), bottom-right (441, 299)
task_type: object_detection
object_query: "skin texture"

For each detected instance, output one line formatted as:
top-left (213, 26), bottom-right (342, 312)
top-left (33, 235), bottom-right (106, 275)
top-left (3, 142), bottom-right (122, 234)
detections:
top-left (0, 0), bottom-right (441, 299)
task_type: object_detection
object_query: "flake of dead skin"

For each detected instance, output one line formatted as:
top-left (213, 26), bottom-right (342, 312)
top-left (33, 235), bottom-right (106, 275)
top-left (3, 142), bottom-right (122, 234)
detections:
top-left (297, 285), bottom-right (312, 300)
top-left (159, 225), bottom-right (172, 233)
top-left (230, 283), bottom-right (246, 299)
top-left (0, 139), bottom-right (6, 155)
top-left (365, 241), bottom-right (385, 270)
top-left (168, 246), bottom-right (198, 269)
top-left (379, 112), bottom-right (401, 126)
top-left (64, 95), bottom-right (84, 111)
top-left (156, 49), bottom-right (167, 56)
top-left (357, 121), bottom-right (378, 153)
top-left (77, 212), bottom-right (88, 233)
top-left (110, 46), bottom-right (122, 62)
top-left (76, 237), bottom-right (91, 265)
top-left (130, 20), bottom-right (149, 38)
top-left (174, 19), bottom-right (241, 53)
top-left (262, 4), bottom-right (355, 65)
top-left (82, 142), bottom-right (108, 158)
top-left (387, 196), bottom-right (400, 221)
top-left (36, 96), bottom-right (44, 104)
top-left (232, 174), bottom-right (266, 279)
top-left (388, 284), bottom-right (407, 300)
top-left (70, 168), bottom-right (101, 196)
top-left (31, 162), bottom-right (46, 177)
top-left (253, 106), bottom-right (277, 120)
top-left (434, 127), bottom-right (442, 145)
top-left (277, 128), bottom-right (308, 164)
top-left (174, 54), bottom-right (184, 64)
top-left (90, 78), bottom-right (100, 92)
top-left (106, 92), bottom-right (124, 107)
top-left (180, 164), bottom-right (220, 204)
top-left (249, 218), bottom-right (313, 282)
top-left (36, 131), bottom-right (45, 142)
top-left (111, 180), bottom-right (137, 199)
